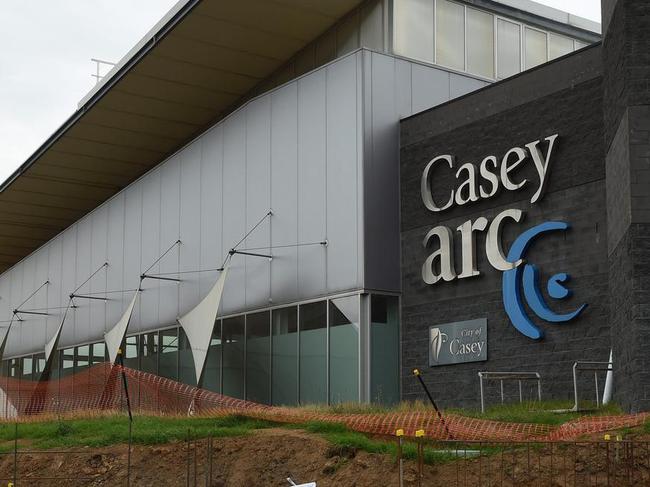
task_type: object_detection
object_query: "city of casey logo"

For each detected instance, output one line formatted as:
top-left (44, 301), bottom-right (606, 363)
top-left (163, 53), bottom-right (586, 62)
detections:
top-left (420, 134), bottom-right (587, 340)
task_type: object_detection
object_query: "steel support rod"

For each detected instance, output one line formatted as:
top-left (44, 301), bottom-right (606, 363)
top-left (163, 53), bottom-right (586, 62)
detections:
top-left (413, 369), bottom-right (454, 439)
top-left (141, 274), bottom-right (181, 283)
top-left (13, 310), bottom-right (49, 316)
top-left (229, 249), bottom-right (272, 259)
top-left (70, 294), bottom-right (108, 301)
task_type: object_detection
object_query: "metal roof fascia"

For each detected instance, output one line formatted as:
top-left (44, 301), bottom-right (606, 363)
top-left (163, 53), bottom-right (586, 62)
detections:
top-left (0, 0), bottom-right (202, 195)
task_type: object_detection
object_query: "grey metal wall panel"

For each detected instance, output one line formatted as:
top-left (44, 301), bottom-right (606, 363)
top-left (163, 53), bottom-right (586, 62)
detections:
top-left (58, 225), bottom-right (77, 349)
top-left (74, 218), bottom-right (93, 345)
top-left (0, 50), bottom-right (492, 359)
top-left (395, 59), bottom-right (413, 118)
top-left (363, 52), bottom-right (402, 292)
top-left (449, 73), bottom-right (489, 98)
top-left (122, 185), bottom-right (143, 333)
top-left (19, 253), bottom-right (37, 352)
top-left (245, 97), bottom-right (272, 310)
top-left (139, 170), bottom-right (162, 331)
top-left (35, 249), bottom-right (49, 348)
top-left (0, 276), bottom-right (9, 352)
top-left (360, 0), bottom-right (385, 51)
top-left (411, 64), bottom-right (451, 114)
top-left (179, 142), bottom-right (202, 316)
top-left (89, 205), bottom-right (108, 338)
top-left (199, 127), bottom-right (224, 298)
top-left (7, 267), bottom-right (23, 353)
top-left (326, 55), bottom-right (360, 291)
top-left (297, 69), bottom-right (328, 300)
top-left (270, 84), bottom-right (299, 302)
top-left (158, 156), bottom-right (181, 328)
top-left (362, 51), bottom-right (494, 293)
top-left (221, 112), bottom-right (247, 313)
top-left (105, 194), bottom-right (125, 334)
top-left (46, 237), bottom-right (63, 350)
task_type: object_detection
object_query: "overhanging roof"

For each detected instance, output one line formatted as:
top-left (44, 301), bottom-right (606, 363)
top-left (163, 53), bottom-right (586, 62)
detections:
top-left (0, 0), bottom-right (363, 273)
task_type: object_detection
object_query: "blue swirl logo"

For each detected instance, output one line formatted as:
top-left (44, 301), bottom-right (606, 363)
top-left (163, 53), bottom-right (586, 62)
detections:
top-left (502, 221), bottom-right (587, 340)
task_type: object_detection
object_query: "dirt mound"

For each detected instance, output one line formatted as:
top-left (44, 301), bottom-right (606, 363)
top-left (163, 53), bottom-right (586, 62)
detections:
top-left (2, 428), bottom-right (649, 486)
top-left (0, 429), bottom-right (436, 486)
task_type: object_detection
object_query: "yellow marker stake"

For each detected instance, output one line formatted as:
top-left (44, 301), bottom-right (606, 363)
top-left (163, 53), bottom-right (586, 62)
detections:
top-left (396, 429), bottom-right (404, 487)
top-left (415, 430), bottom-right (425, 487)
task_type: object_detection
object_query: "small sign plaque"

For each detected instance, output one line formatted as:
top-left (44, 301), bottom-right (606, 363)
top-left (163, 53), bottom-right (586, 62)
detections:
top-left (429, 318), bottom-right (488, 366)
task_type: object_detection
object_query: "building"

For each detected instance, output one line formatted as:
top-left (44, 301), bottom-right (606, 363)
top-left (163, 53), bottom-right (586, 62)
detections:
top-left (401, 0), bottom-right (650, 412)
top-left (0, 0), bottom-right (603, 409)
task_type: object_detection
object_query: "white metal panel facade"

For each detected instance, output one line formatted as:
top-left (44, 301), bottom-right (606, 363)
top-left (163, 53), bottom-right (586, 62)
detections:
top-left (0, 50), bottom-right (488, 358)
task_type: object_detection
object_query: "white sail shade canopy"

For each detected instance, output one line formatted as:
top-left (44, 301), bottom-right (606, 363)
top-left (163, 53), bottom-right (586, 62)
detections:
top-left (178, 260), bottom-right (230, 384)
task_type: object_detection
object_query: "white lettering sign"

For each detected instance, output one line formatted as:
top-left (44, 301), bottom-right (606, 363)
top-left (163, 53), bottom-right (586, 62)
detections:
top-left (420, 135), bottom-right (559, 284)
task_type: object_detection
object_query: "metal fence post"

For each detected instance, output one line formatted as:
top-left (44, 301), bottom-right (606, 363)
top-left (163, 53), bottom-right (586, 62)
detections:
top-left (127, 419), bottom-right (133, 487)
top-left (13, 422), bottom-right (18, 486)
top-left (186, 429), bottom-right (191, 487)
top-left (205, 436), bottom-right (213, 487)
top-left (396, 429), bottom-right (404, 487)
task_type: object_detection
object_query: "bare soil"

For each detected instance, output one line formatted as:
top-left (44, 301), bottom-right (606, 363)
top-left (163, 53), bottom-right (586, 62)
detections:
top-left (1, 428), bottom-right (650, 486)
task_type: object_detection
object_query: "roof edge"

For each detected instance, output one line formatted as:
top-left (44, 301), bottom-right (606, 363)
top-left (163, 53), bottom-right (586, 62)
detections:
top-left (0, 0), bottom-right (203, 196)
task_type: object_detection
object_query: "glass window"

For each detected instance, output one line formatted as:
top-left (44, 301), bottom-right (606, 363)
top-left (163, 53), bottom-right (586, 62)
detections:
top-left (75, 345), bottom-right (90, 371)
top-left (159, 328), bottom-right (179, 380)
top-left (140, 332), bottom-right (158, 375)
top-left (179, 328), bottom-right (196, 386)
top-left (549, 33), bottom-right (574, 60)
top-left (74, 345), bottom-right (91, 403)
top-left (222, 316), bottom-right (245, 399)
top-left (299, 301), bottom-right (327, 404)
top-left (122, 336), bottom-right (139, 370)
top-left (329, 296), bottom-right (360, 404)
top-left (393, 0), bottom-right (434, 63)
top-left (466, 8), bottom-right (494, 78)
top-left (436, 0), bottom-right (465, 71)
top-left (21, 356), bottom-right (33, 381)
top-left (371, 295), bottom-right (400, 405)
top-left (524, 27), bottom-right (547, 69)
top-left (33, 353), bottom-right (46, 382)
top-left (246, 312), bottom-right (270, 404)
top-left (203, 321), bottom-right (222, 393)
top-left (10, 358), bottom-right (20, 378)
top-left (497, 19), bottom-right (521, 79)
top-left (61, 348), bottom-right (75, 377)
top-left (272, 307), bottom-right (298, 406)
top-left (336, 11), bottom-right (359, 56)
top-left (91, 343), bottom-right (106, 365)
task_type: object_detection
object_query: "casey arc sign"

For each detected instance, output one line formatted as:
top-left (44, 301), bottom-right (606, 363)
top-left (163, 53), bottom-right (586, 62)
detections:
top-left (420, 134), bottom-right (588, 340)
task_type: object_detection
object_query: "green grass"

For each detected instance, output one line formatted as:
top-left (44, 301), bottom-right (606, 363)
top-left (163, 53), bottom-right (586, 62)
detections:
top-left (0, 414), bottom-right (275, 452)
top-left (296, 400), bottom-right (432, 415)
top-left (298, 421), bottom-right (458, 465)
top-left (446, 400), bottom-right (623, 425)
top-left (296, 399), bottom-right (623, 426)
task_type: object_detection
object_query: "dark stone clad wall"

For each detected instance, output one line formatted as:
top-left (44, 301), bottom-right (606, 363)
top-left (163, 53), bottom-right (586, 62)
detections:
top-left (603, 0), bottom-right (650, 412)
top-left (399, 50), bottom-right (609, 409)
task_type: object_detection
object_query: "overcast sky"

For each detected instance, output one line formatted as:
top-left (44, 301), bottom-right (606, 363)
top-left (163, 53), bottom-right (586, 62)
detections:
top-left (0, 0), bottom-right (601, 185)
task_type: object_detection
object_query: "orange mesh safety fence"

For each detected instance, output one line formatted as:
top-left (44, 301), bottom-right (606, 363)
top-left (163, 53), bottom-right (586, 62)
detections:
top-left (0, 363), bottom-right (647, 442)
